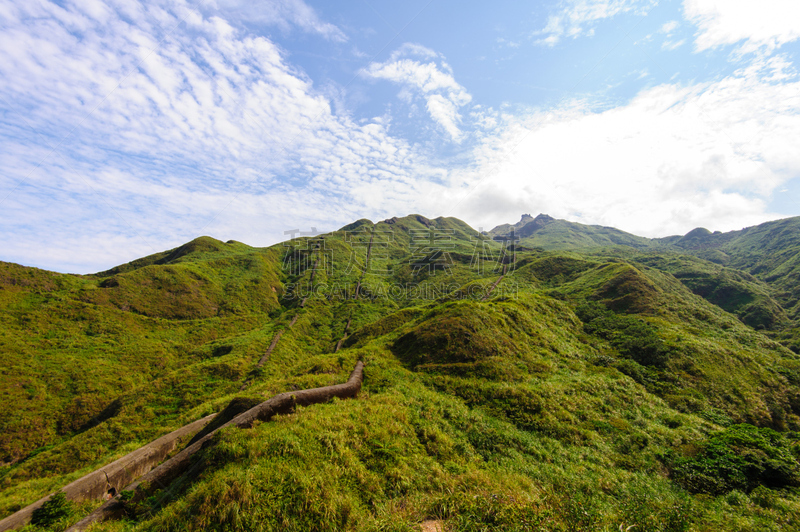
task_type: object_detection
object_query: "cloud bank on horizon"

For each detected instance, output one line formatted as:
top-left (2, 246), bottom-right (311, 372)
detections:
top-left (0, 0), bottom-right (799, 272)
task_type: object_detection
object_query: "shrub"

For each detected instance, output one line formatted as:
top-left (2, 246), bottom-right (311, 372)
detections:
top-left (724, 490), bottom-right (750, 507)
top-left (748, 485), bottom-right (778, 509)
top-left (576, 302), bottom-right (671, 367)
top-left (670, 424), bottom-right (800, 495)
top-left (31, 491), bottom-right (72, 527)
top-left (391, 303), bottom-right (519, 367)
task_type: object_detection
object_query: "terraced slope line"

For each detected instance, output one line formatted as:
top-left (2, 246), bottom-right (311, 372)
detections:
top-left (258, 329), bottom-right (285, 366)
top-left (243, 238), bottom-right (322, 391)
top-left (0, 415), bottom-right (215, 531)
top-left (300, 243), bottom-right (322, 308)
top-left (66, 361), bottom-right (365, 531)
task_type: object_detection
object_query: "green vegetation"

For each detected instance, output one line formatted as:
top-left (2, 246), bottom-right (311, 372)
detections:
top-left (2, 214), bottom-right (800, 531)
top-left (489, 213), bottom-right (652, 250)
top-left (669, 424), bottom-right (800, 495)
top-left (576, 301), bottom-right (671, 367)
top-left (632, 253), bottom-right (788, 330)
top-left (30, 492), bottom-right (72, 528)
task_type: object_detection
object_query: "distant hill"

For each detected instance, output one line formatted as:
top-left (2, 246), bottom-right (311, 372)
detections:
top-left (659, 216), bottom-right (800, 322)
top-left (1, 213), bottom-right (799, 530)
top-left (489, 213), bottom-right (800, 352)
top-left (488, 213), bottom-right (652, 250)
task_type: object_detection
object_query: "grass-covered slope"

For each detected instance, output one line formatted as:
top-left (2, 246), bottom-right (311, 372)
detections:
top-left (632, 254), bottom-right (788, 330)
top-left (0, 238), bottom-right (283, 466)
top-left (85, 237), bottom-right (283, 319)
top-left (1, 214), bottom-right (800, 531)
top-left (489, 214), bottom-right (652, 250)
top-left (493, 214), bottom-right (800, 354)
top-left (652, 216), bottom-right (800, 353)
top-left (661, 217), bottom-right (800, 318)
top-left (89, 275), bottom-right (800, 530)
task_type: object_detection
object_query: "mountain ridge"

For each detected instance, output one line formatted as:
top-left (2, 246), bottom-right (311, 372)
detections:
top-left (1, 212), bottom-right (800, 530)
top-left (489, 213), bottom-right (800, 343)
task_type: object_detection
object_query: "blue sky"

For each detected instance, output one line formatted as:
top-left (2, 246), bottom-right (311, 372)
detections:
top-left (1, 0), bottom-right (799, 273)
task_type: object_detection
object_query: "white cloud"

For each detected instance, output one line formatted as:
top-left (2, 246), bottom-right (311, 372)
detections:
top-left (656, 19), bottom-right (684, 50)
top-left (660, 20), bottom-right (680, 34)
top-left (2, 0), bottom-right (799, 275)
top-left (497, 37), bottom-right (521, 48)
top-left (684, 0), bottom-right (800, 53)
top-left (535, 0), bottom-right (657, 46)
top-left (446, 55), bottom-right (800, 238)
top-left (211, 0), bottom-right (347, 42)
top-left (0, 0), bottom-right (441, 272)
top-left (662, 39), bottom-right (686, 51)
top-left (361, 44), bottom-right (472, 142)
top-left (425, 94), bottom-right (464, 141)
top-left (389, 42), bottom-right (439, 61)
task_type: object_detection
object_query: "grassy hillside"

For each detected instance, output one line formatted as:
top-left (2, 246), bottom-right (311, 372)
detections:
top-left (655, 217), bottom-right (800, 354)
top-left (1, 215), bottom-right (800, 531)
top-left (0, 238), bottom-right (283, 467)
top-left (489, 214), bottom-right (652, 250)
top-left (630, 253), bottom-right (788, 330)
top-left (492, 214), bottom-right (800, 354)
top-left (661, 217), bottom-right (800, 317)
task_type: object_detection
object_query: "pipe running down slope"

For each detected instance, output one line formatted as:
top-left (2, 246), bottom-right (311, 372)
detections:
top-left (0, 415), bottom-right (216, 532)
top-left (65, 361), bottom-right (365, 531)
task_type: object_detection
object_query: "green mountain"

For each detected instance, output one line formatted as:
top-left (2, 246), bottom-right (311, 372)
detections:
top-left (491, 214), bottom-right (800, 353)
top-left (659, 217), bottom-right (800, 323)
top-left (488, 213), bottom-right (652, 250)
top-left (1, 214), bottom-right (799, 531)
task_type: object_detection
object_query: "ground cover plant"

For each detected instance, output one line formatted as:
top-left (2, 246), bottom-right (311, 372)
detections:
top-left (2, 214), bottom-right (800, 531)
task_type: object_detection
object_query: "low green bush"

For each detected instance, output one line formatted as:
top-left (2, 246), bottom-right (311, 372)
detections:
top-left (30, 491), bottom-right (72, 527)
top-left (577, 302), bottom-right (672, 367)
top-left (669, 424), bottom-right (800, 495)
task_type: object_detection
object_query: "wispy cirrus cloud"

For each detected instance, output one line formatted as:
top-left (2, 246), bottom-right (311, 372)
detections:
top-left (534, 0), bottom-right (657, 46)
top-left (658, 19), bottom-right (685, 51)
top-left (0, 0), bottom-right (437, 272)
top-left (209, 0), bottom-right (347, 42)
top-left (360, 44), bottom-right (472, 142)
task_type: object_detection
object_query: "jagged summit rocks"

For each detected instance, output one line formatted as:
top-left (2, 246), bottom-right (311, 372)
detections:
top-left (487, 213), bottom-right (555, 239)
top-left (487, 212), bottom-right (644, 247)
